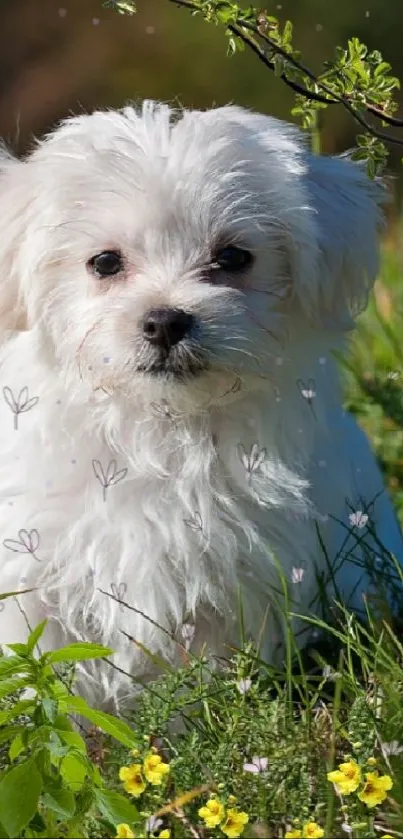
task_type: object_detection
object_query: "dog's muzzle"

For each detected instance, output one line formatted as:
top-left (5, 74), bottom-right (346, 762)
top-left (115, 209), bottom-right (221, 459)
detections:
top-left (137, 307), bottom-right (207, 379)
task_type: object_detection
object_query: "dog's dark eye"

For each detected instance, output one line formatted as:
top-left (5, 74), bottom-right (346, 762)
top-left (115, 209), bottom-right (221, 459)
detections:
top-left (213, 246), bottom-right (253, 272)
top-left (88, 250), bottom-right (123, 277)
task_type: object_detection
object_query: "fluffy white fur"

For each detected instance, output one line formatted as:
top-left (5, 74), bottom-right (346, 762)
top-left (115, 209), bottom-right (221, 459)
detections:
top-left (0, 101), bottom-right (401, 706)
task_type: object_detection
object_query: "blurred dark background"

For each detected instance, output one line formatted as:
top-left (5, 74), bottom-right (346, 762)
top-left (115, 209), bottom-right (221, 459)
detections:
top-left (1, 0), bottom-right (402, 207)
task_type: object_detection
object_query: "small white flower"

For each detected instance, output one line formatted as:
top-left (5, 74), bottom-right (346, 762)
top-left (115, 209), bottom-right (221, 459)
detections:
top-left (387, 370), bottom-right (400, 380)
top-left (146, 815), bottom-right (163, 834)
top-left (297, 378), bottom-right (316, 403)
top-left (349, 510), bottom-right (369, 529)
top-left (180, 623), bottom-right (195, 650)
top-left (238, 443), bottom-right (267, 480)
top-left (341, 823), bottom-right (352, 835)
top-left (322, 665), bottom-right (335, 680)
top-left (236, 677), bottom-right (252, 695)
top-left (291, 567), bottom-right (305, 584)
top-left (243, 755), bottom-right (268, 773)
top-left (381, 740), bottom-right (403, 756)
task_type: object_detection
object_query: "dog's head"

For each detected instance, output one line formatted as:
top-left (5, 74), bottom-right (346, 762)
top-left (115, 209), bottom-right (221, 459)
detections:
top-left (0, 102), bottom-right (384, 410)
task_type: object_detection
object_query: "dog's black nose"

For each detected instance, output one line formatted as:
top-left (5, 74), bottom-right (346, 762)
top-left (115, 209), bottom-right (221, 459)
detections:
top-left (142, 308), bottom-right (195, 350)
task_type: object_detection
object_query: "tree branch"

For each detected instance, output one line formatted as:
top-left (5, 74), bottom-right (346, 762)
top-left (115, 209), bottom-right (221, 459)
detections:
top-left (168, 0), bottom-right (403, 146)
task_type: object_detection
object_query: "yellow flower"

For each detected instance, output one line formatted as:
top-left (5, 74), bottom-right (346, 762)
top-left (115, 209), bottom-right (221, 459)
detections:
top-left (116, 825), bottom-right (135, 839)
top-left (143, 752), bottom-right (170, 786)
top-left (302, 823), bottom-right (325, 839)
top-left (285, 831), bottom-right (302, 839)
top-left (357, 772), bottom-right (393, 808)
top-left (158, 832), bottom-right (171, 839)
top-left (119, 764), bottom-right (146, 797)
top-left (367, 757), bottom-right (377, 766)
top-left (327, 759), bottom-right (361, 794)
top-left (198, 798), bottom-right (225, 828)
top-left (221, 808), bottom-right (249, 838)
top-left (381, 835), bottom-right (393, 838)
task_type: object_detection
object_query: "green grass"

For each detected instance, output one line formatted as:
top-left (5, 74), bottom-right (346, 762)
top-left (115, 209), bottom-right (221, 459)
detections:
top-left (2, 245), bottom-right (403, 838)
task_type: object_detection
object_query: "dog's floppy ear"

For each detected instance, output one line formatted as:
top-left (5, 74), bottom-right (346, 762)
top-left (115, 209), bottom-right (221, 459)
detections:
top-left (292, 151), bottom-right (385, 329)
top-left (0, 147), bottom-right (32, 334)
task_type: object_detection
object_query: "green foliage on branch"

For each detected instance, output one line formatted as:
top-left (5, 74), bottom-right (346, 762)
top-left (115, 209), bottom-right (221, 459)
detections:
top-left (0, 615), bottom-right (139, 838)
top-left (105, 0), bottom-right (403, 176)
top-left (103, 0), bottom-right (137, 14)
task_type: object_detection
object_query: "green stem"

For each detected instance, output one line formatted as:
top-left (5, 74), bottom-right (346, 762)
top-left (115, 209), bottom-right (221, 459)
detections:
top-left (325, 649), bottom-right (344, 837)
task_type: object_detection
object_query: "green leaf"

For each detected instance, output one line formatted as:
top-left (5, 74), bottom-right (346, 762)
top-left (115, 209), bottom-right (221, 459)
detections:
top-left (6, 642), bottom-right (29, 657)
top-left (0, 589), bottom-right (33, 601)
top-left (0, 698), bottom-right (36, 724)
top-left (216, 2), bottom-right (236, 25)
top-left (42, 781), bottom-right (76, 818)
top-left (0, 676), bottom-right (31, 700)
top-left (283, 19), bottom-right (293, 45)
top-left (0, 725), bottom-right (23, 747)
top-left (75, 785), bottom-right (95, 818)
top-left (8, 732), bottom-right (25, 762)
top-left (27, 620), bottom-right (48, 653)
top-left (0, 756), bottom-right (43, 836)
top-left (45, 729), bottom-right (69, 760)
top-left (58, 729), bottom-right (87, 754)
top-left (94, 788), bottom-right (140, 826)
top-left (42, 696), bottom-right (59, 723)
top-left (45, 642), bottom-right (114, 664)
top-left (61, 696), bottom-right (138, 748)
top-left (0, 655), bottom-right (30, 678)
top-left (27, 810), bottom-right (47, 833)
top-left (60, 752), bottom-right (89, 790)
top-left (102, 0), bottom-right (136, 13)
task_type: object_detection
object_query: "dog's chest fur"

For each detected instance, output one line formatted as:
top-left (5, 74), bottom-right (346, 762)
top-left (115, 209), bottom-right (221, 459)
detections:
top-left (0, 340), bottom-right (326, 699)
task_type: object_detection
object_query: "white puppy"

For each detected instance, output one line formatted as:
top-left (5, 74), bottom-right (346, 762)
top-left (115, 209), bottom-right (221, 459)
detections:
top-left (0, 101), bottom-right (401, 705)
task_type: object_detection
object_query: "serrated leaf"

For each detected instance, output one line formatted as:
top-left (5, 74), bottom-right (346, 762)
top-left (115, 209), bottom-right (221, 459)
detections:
top-left (42, 696), bottom-right (59, 723)
top-left (60, 752), bottom-right (89, 789)
top-left (58, 729), bottom-right (87, 754)
top-left (0, 756), bottom-right (43, 836)
top-left (45, 729), bottom-right (67, 759)
top-left (42, 781), bottom-right (76, 818)
top-left (45, 642), bottom-right (114, 664)
top-left (61, 696), bottom-right (138, 748)
top-left (75, 785), bottom-right (95, 818)
top-left (94, 788), bottom-right (140, 826)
